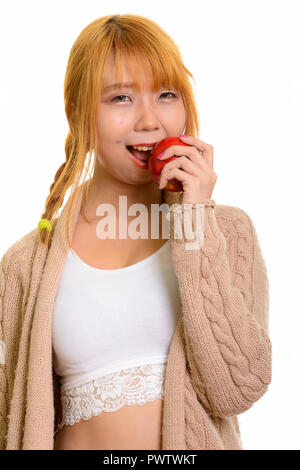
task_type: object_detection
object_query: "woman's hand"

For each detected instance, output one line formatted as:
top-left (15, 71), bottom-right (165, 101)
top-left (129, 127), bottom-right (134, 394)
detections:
top-left (158, 135), bottom-right (217, 205)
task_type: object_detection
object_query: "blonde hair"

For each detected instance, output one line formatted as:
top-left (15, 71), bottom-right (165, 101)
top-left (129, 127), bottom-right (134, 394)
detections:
top-left (38, 13), bottom-right (200, 249)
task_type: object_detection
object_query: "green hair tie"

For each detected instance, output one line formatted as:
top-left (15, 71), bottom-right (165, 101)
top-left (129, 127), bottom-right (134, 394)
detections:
top-left (38, 218), bottom-right (52, 232)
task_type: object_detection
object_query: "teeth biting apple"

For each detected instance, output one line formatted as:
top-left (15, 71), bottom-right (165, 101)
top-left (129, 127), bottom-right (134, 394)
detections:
top-left (132, 145), bottom-right (154, 151)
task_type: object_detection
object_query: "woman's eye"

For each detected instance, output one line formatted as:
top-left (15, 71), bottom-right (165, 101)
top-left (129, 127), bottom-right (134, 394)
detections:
top-left (160, 92), bottom-right (177, 99)
top-left (111, 94), bottom-right (130, 102)
top-left (110, 92), bottom-right (177, 103)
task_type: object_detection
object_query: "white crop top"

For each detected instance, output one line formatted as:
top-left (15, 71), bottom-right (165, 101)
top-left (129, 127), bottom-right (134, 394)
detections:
top-left (52, 239), bottom-right (182, 429)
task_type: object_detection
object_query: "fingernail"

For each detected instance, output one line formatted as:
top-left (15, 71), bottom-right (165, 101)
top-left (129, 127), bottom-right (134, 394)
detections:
top-left (157, 152), bottom-right (165, 159)
top-left (179, 134), bottom-right (187, 137)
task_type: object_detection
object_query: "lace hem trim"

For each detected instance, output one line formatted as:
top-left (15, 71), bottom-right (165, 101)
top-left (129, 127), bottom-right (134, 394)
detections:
top-left (58, 362), bottom-right (167, 429)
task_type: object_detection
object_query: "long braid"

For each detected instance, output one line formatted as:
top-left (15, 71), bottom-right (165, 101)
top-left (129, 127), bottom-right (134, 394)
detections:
top-left (38, 130), bottom-right (75, 249)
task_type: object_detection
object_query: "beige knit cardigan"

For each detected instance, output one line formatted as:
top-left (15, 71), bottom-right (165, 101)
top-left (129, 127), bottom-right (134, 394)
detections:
top-left (0, 181), bottom-right (272, 450)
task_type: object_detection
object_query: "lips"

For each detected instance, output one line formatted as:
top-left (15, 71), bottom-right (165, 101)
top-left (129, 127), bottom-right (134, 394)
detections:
top-left (127, 142), bottom-right (157, 146)
top-left (126, 146), bottom-right (150, 169)
top-left (126, 145), bottom-right (152, 163)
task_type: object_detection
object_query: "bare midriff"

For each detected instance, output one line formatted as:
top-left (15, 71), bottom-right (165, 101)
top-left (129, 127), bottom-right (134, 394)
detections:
top-left (54, 397), bottom-right (164, 450)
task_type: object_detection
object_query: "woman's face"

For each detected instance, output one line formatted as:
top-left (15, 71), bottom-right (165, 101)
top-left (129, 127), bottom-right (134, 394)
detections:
top-left (95, 55), bottom-right (186, 185)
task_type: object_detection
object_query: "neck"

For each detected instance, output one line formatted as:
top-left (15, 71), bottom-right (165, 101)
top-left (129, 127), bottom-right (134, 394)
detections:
top-left (81, 161), bottom-right (164, 222)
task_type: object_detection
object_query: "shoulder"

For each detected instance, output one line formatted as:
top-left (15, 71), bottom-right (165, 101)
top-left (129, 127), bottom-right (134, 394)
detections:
top-left (215, 203), bottom-right (251, 222)
top-left (214, 204), bottom-right (267, 271)
top-left (215, 203), bottom-right (257, 240)
top-left (214, 203), bottom-right (265, 261)
top-left (0, 228), bottom-right (40, 279)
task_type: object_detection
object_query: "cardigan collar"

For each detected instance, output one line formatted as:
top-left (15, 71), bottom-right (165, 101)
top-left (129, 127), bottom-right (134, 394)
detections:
top-left (21, 180), bottom-right (183, 449)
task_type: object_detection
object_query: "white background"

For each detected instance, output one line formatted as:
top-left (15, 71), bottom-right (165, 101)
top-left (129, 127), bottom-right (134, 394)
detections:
top-left (1, 0), bottom-right (299, 450)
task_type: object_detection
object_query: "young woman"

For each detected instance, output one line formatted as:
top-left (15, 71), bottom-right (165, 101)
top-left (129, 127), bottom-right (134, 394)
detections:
top-left (0, 14), bottom-right (272, 450)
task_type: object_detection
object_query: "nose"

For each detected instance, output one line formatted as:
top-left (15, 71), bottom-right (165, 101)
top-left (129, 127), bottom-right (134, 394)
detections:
top-left (134, 100), bottom-right (160, 131)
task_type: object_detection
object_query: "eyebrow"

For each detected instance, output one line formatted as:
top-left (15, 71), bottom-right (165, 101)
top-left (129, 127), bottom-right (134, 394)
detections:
top-left (102, 82), bottom-right (137, 92)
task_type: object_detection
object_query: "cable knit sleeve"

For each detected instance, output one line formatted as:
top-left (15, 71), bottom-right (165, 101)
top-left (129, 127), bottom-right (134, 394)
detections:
top-left (0, 252), bottom-right (8, 450)
top-left (167, 200), bottom-right (272, 418)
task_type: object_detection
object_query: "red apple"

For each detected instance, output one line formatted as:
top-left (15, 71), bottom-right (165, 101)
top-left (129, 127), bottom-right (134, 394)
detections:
top-left (148, 136), bottom-right (192, 192)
